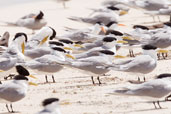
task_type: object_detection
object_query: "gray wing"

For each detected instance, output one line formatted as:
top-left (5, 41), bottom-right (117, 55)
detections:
top-left (74, 50), bottom-right (100, 59)
top-left (21, 13), bottom-right (36, 19)
top-left (25, 47), bottom-right (51, 59)
top-left (0, 57), bottom-right (17, 70)
top-left (0, 32), bottom-right (10, 47)
top-left (126, 79), bottom-right (171, 98)
top-left (0, 82), bottom-right (20, 102)
top-left (110, 55), bottom-right (155, 73)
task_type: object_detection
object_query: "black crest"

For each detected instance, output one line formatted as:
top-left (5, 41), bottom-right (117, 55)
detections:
top-left (107, 6), bottom-right (120, 11)
top-left (74, 41), bottom-right (83, 44)
top-left (13, 32), bottom-right (27, 42)
top-left (59, 39), bottom-right (73, 44)
top-left (156, 73), bottom-right (171, 79)
top-left (133, 25), bottom-right (149, 30)
top-left (99, 50), bottom-right (115, 55)
top-left (106, 21), bottom-right (117, 27)
top-left (49, 27), bottom-right (56, 40)
top-left (42, 98), bottom-right (59, 106)
top-left (103, 37), bottom-right (117, 42)
top-left (49, 41), bottom-right (64, 46)
top-left (35, 11), bottom-right (44, 20)
top-left (14, 75), bottom-right (28, 81)
top-left (16, 65), bottom-right (30, 76)
top-left (164, 22), bottom-right (171, 27)
top-left (96, 21), bottom-right (103, 25)
top-left (52, 47), bottom-right (66, 53)
top-left (142, 45), bottom-right (157, 50)
top-left (105, 30), bottom-right (123, 36)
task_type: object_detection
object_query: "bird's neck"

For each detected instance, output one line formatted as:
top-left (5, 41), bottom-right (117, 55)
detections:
top-left (91, 24), bottom-right (101, 35)
top-left (45, 103), bottom-right (61, 114)
top-left (13, 80), bottom-right (28, 93)
top-left (143, 50), bottom-right (157, 61)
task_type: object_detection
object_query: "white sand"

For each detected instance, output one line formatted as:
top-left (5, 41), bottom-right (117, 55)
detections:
top-left (0, 0), bottom-right (171, 114)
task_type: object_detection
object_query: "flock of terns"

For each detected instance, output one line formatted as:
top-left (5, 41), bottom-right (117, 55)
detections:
top-left (0, 0), bottom-right (171, 113)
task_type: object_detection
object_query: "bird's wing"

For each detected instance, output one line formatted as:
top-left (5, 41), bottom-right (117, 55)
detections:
top-left (0, 57), bottom-right (17, 70)
top-left (110, 55), bottom-right (153, 71)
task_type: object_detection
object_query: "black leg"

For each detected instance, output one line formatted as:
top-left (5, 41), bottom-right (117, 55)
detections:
top-left (129, 49), bottom-right (132, 57)
top-left (143, 77), bottom-right (146, 82)
top-left (162, 53), bottom-right (166, 59)
top-left (138, 77), bottom-right (140, 82)
top-left (52, 75), bottom-right (55, 83)
top-left (157, 53), bottom-right (160, 60)
top-left (157, 101), bottom-right (162, 109)
top-left (165, 53), bottom-right (168, 57)
top-left (6, 104), bottom-right (10, 113)
top-left (153, 101), bottom-right (157, 109)
top-left (97, 76), bottom-right (102, 86)
top-left (131, 50), bottom-right (135, 57)
top-left (45, 75), bottom-right (48, 83)
top-left (91, 76), bottom-right (95, 85)
top-left (10, 104), bottom-right (14, 113)
top-left (157, 16), bottom-right (161, 22)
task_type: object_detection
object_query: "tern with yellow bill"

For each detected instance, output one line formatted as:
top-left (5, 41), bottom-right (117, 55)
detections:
top-left (22, 47), bottom-right (75, 83)
top-left (0, 75), bottom-right (37, 113)
top-left (26, 26), bottom-right (56, 49)
top-left (0, 33), bottom-right (27, 79)
top-left (37, 98), bottom-right (61, 114)
top-left (68, 49), bottom-right (118, 86)
top-left (0, 11), bottom-right (47, 33)
top-left (103, 45), bottom-right (158, 82)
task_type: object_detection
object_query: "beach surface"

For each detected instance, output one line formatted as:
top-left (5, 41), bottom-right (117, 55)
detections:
top-left (0, 0), bottom-right (171, 114)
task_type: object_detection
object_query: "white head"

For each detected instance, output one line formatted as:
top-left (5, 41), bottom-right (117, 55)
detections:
top-left (142, 44), bottom-right (157, 61)
top-left (33, 26), bottom-right (56, 47)
top-left (42, 98), bottom-right (61, 114)
top-left (9, 33), bottom-right (27, 62)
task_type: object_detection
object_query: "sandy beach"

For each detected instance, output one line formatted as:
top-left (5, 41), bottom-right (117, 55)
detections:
top-left (0, 0), bottom-right (171, 114)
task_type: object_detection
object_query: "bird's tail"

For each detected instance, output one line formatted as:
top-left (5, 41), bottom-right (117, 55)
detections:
top-left (64, 26), bottom-right (78, 32)
top-left (68, 16), bottom-right (83, 22)
top-left (0, 31), bottom-right (10, 47)
top-left (107, 88), bottom-right (130, 96)
top-left (0, 20), bottom-right (17, 26)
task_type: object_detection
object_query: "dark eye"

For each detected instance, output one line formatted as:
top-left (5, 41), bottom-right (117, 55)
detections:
top-left (1, 39), bottom-right (5, 41)
top-left (145, 1), bottom-right (149, 3)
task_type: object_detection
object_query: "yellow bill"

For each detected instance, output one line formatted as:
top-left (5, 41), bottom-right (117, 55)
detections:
top-left (122, 36), bottom-right (134, 40)
top-left (157, 49), bottom-right (169, 53)
top-left (60, 101), bottom-right (71, 105)
top-left (64, 47), bottom-right (73, 50)
top-left (29, 75), bottom-right (37, 79)
top-left (114, 55), bottom-right (126, 58)
top-left (74, 44), bottom-right (83, 48)
top-left (21, 42), bottom-right (25, 54)
top-left (66, 54), bottom-right (75, 59)
top-left (117, 40), bottom-right (128, 44)
top-left (29, 82), bottom-right (38, 86)
top-left (40, 36), bottom-right (49, 45)
top-left (119, 10), bottom-right (128, 16)
top-left (0, 70), bottom-right (4, 72)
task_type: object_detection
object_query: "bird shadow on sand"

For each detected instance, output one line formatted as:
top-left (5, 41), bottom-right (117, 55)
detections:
top-left (116, 107), bottom-right (167, 114)
top-left (37, 82), bottom-right (56, 85)
top-left (116, 100), bottom-right (169, 113)
top-left (0, 111), bottom-right (20, 114)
